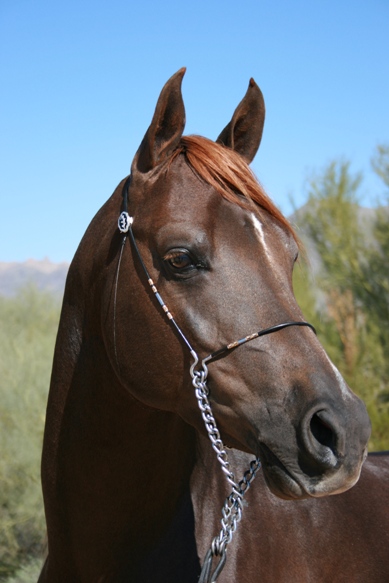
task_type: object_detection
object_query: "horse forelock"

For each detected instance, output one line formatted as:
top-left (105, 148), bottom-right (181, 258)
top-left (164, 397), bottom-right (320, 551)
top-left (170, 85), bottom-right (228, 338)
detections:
top-left (169, 135), bottom-right (299, 246)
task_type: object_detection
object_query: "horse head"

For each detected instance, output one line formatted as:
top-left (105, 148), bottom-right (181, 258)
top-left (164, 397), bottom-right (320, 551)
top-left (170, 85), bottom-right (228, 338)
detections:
top-left (102, 68), bottom-right (370, 501)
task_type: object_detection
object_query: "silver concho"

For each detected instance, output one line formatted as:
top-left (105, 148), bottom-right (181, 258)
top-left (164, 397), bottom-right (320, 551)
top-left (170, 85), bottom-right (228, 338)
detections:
top-left (118, 212), bottom-right (133, 233)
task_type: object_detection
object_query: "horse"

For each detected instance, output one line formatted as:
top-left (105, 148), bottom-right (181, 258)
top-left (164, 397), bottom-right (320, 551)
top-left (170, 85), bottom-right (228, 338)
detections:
top-left (38, 69), bottom-right (389, 582)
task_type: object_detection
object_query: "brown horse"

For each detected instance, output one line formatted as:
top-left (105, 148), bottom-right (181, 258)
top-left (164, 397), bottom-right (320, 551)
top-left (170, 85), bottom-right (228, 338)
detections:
top-left (39, 69), bottom-right (388, 582)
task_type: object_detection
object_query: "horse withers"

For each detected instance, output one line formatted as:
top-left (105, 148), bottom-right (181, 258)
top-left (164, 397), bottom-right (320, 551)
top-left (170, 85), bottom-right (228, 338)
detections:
top-left (39, 69), bottom-right (388, 582)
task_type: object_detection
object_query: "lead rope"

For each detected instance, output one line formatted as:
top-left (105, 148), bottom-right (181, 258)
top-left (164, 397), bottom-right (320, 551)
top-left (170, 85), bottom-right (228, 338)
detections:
top-left (116, 178), bottom-right (315, 583)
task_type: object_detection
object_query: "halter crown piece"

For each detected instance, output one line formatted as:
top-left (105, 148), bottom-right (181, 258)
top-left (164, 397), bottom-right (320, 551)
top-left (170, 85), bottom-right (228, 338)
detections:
top-left (116, 176), bottom-right (316, 583)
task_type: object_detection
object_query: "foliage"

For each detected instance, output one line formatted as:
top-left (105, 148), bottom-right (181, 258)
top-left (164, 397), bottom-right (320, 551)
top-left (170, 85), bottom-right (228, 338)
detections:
top-left (302, 160), bottom-right (364, 292)
top-left (293, 154), bottom-right (389, 451)
top-left (3, 559), bottom-right (42, 583)
top-left (372, 144), bottom-right (389, 190)
top-left (0, 287), bottom-right (60, 580)
top-left (357, 145), bottom-right (389, 358)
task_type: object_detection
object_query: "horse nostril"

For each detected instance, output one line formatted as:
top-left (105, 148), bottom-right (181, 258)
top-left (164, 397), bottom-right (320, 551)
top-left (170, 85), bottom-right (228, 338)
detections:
top-left (299, 409), bottom-right (342, 473)
top-left (310, 412), bottom-right (337, 453)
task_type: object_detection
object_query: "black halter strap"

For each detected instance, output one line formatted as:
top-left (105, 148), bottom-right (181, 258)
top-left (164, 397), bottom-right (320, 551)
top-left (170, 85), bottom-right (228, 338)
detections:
top-left (118, 176), bottom-right (316, 366)
top-left (117, 176), bottom-right (316, 583)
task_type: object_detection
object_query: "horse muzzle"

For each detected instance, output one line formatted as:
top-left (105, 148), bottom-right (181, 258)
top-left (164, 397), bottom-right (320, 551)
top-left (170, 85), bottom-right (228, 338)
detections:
top-left (257, 397), bottom-right (371, 500)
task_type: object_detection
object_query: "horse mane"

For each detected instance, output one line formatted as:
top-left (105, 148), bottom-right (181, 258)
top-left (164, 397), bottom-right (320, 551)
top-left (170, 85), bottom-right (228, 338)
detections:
top-left (170, 135), bottom-right (298, 244)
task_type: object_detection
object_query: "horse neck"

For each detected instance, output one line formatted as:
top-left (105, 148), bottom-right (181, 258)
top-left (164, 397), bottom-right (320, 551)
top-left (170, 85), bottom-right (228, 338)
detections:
top-left (43, 284), bottom-right (198, 548)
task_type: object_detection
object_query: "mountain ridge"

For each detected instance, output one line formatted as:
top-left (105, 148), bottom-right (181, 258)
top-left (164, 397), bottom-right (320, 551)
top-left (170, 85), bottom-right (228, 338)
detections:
top-left (0, 258), bottom-right (69, 297)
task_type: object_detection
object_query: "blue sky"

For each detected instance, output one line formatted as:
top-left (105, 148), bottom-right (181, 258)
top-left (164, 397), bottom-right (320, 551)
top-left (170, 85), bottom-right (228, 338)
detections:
top-left (1, 0), bottom-right (388, 262)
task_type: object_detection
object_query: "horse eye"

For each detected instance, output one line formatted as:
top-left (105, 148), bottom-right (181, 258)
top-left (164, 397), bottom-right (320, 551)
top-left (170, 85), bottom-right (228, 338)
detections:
top-left (165, 251), bottom-right (194, 271)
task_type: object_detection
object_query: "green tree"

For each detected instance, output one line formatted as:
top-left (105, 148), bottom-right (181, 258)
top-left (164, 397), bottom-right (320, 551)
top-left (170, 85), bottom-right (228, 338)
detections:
top-left (356, 145), bottom-right (389, 360)
top-left (300, 161), bottom-right (365, 375)
top-left (293, 159), bottom-right (389, 450)
top-left (372, 144), bottom-right (389, 189)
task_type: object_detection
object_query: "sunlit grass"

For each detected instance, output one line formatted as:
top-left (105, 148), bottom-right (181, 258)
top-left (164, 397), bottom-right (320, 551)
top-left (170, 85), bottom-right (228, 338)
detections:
top-left (0, 286), bottom-right (60, 579)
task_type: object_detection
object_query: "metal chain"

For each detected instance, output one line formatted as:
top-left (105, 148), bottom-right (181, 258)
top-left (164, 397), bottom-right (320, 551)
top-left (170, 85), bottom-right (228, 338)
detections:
top-left (118, 192), bottom-right (314, 583)
top-left (190, 354), bottom-right (261, 582)
top-left (118, 209), bottom-right (262, 580)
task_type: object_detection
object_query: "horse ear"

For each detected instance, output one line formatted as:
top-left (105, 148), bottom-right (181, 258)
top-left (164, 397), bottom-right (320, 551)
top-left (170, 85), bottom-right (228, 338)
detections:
top-left (133, 68), bottom-right (186, 173)
top-left (216, 78), bottom-right (265, 164)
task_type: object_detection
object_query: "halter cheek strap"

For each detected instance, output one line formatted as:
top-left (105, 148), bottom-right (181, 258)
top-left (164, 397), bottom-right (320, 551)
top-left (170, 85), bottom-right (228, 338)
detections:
top-left (116, 176), bottom-right (316, 583)
top-left (118, 176), bottom-right (316, 370)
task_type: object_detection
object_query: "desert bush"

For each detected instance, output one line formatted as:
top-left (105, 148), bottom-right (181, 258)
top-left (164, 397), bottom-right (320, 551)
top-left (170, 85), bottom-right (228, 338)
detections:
top-left (293, 153), bottom-right (389, 450)
top-left (0, 286), bottom-right (60, 579)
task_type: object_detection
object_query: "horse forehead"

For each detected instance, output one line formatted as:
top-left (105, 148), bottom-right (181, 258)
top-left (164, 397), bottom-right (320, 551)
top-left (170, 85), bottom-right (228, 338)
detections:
top-left (141, 156), bottom-right (295, 258)
top-left (250, 210), bottom-right (298, 257)
top-left (162, 158), bottom-right (220, 212)
top-left (145, 159), bottom-right (229, 230)
top-left (163, 156), bottom-right (294, 242)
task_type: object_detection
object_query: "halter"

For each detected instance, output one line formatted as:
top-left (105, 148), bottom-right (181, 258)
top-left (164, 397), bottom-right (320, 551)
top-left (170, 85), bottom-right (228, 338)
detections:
top-left (116, 176), bottom-right (316, 583)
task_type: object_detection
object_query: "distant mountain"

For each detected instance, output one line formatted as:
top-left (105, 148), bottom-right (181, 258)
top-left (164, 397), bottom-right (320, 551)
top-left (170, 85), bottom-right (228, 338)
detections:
top-left (0, 259), bottom-right (69, 297)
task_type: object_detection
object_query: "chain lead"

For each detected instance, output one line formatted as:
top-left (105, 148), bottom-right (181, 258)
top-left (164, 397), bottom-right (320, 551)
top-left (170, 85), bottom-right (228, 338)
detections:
top-left (117, 188), bottom-right (312, 582)
top-left (191, 356), bottom-right (261, 582)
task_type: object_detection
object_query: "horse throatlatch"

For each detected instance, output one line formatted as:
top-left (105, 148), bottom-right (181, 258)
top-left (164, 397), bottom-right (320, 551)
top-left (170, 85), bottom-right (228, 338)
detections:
top-left (116, 181), bottom-right (315, 582)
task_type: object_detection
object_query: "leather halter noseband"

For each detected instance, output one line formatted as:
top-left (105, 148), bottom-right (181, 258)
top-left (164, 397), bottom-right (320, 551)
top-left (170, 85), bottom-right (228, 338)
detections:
top-left (116, 176), bottom-right (316, 582)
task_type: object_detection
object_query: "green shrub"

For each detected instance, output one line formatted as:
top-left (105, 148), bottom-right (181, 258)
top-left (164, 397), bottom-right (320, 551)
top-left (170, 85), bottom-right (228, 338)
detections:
top-left (291, 154), bottom-right (389, 451)
top-left (4, 558), bottom-right (43, 583)
top-left (0, 286), bottom-right (60, 579)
